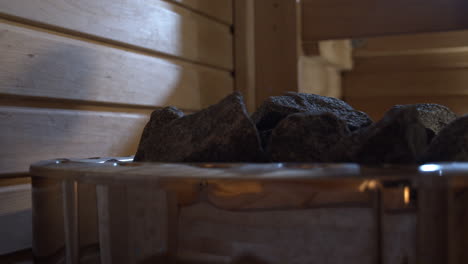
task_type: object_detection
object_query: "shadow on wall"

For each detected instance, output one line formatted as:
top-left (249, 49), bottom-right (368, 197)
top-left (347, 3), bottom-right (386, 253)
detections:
top-left (3, 17), bottom-right (210, 173)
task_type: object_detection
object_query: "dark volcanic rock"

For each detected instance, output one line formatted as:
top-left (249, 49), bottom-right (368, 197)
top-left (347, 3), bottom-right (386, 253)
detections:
top-left (269, 113), bottom-right (350, 162)
top-left (134, 92), bottom-right (263, 163)
top-left (422, 115), bottom-right (468, 162)
top-left (349, 106), bottom-right (432, 164)
top-left (395, 104), bottom-right (457, 135)
top-left (252, 92), bottom-right (373, 132)
top-left (134, 106), bottom-right (184, 161)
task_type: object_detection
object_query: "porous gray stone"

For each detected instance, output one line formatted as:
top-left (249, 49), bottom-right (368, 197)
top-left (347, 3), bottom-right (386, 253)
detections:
top-left (134, 106), bottom-right (184, 161)
top-left (252, 92), bottom-right (373, 132)
top-left (268, 113), bottom-right (350, 162)
top-left (134, 92), bottom-right (263, 162)
top-left (422, 115), bottom-right (468, 162)
top-left (348, 106), bottom-right (431, 164)
top-left (394, 103), bottom-right (457, 136)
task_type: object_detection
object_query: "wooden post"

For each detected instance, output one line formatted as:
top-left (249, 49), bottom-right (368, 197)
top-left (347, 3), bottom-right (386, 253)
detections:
top-left (62, 179), bottom-right (79, 264)
top-left (371, 189), bottom-right (383, 264)
top-left (417, 175), bottom-right (450, 263)
top-left (234, 0), bottom-right (256, 112)
top-left (252, 0), bottom-right (300, 106)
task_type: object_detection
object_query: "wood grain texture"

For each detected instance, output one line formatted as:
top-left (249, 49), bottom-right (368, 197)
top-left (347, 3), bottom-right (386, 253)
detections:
top-left (0, 183), bottom-right (31, 216)
top-left (179, 203), bottom-right (376, 263)
top-left (0, 21), bottom-right (233, 110)
top-left (254, 0), bottom-right (299, 106)
top-left (0, 107), bottom-right (149, 175)
top-left (302, 0), bottom-right (468, 40)
top-left (169, 0), bottom-right (233, 25)
top-left (234, 0), bottom-right (256, 112)
top-left (0, 179), bottom-right (32, 255)
top-left (353, 51), bottom-right (468, 72)
top-left (383, 214), bottom-right (417, 264)
top-left (0, 0), bottom-right (233, 69)
top-left (344, 69), bottom-right (468, 98)
top-left (96, 184), bottom-right (168, 264)
top-left (354, 30), bottom-right (468, 57)
top-left (345, 96), bottom-right (468, 121)
top-left (417, 176), bottom-right (449, 264)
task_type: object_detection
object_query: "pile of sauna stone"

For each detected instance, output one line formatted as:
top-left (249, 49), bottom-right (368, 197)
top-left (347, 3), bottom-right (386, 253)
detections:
top-left (134, 91), bottom-right (467, 164)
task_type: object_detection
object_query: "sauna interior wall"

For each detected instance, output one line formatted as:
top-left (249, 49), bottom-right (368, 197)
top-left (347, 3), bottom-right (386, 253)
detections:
top-left (0, 0), bottom-right (234, 255)
top-left (344, 31), bottom-right (468, 120)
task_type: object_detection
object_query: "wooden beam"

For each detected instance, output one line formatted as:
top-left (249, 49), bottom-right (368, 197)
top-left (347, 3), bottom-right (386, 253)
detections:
top-left (345, 96), bottom-right (468, 121)
top-left (354, 30), bottom-right (468, 57)
top-left (344, 69), bottom-right (468, 98)
top-left (234, 0), bottom-right (256, 112)
top-left (353, 51), bottom-right (468, 73)
top-left (253, 0), bottom-right (299, 106)
top-left (302, 0), bottom-right (468, 40)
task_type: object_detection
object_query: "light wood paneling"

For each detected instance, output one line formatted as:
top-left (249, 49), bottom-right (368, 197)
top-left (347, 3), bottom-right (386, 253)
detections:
top-left (299, 57), bottom-right (342, 98)
top-left (0, 21), bottom-right (233, 110)
top-left (0, 0), bottom-right (233, 69)
top-left (169, 0), bottom-right (233, 25)
top-left (302, 0), bottom-right (468, 40)
top-left (0, 107), bottom-right (149, 175)
top-left (344, 69), bottom-right (468, 98)
top-left (303, 40), bottom-right (353, 70)
top-left (346, 96), bottom-right (468, 121)
top-left (354, 30), bottom-right (468, 57)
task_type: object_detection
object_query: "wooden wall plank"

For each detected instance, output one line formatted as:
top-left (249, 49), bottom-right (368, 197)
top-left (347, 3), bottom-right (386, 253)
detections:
top-left (346, 96), bottom-right (468, 121)
top-left (353, 52), bottom-right (468, 72)
top-left (0, 21), bottom-right (233, 110)
top-left (0, 178), bottom-right (32, 255)
top-left (302, 0), bottom-right (468, 40)
top-left (169, 0), bottom-right (233, 25)
top-left (354, 30), bottom-right (468, 57)
top-left (0, 107), bottom-right (149, 175)
top-left (0, 0), bottom-right (233, 69)
top-left (344, 69), bottom-right (468, 98)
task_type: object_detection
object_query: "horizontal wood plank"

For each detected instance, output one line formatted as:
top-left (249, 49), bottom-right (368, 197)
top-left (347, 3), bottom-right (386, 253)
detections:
top-left (0, 183), bottom-right (31, 217)
top-left (354, 30), bottom-right (468, 57)
top-left (302, 0), bottom-right (468, 40)
top-left (0, 178), bottom-right (32, 255)
top-left (0, 107), bottom-right (149, 174)
top-left (169, 0), bottom-right (233, 25)
top-left (0, 0), bottom-right (233, 69)
top-left (353, 52), bottom-right (468, 72)
top-left (0, 21), bottom-right (233, 110)
top-left (344, 69), bottom-right (468, 98)
top-left (346, 96), bottom-right (468, 120)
